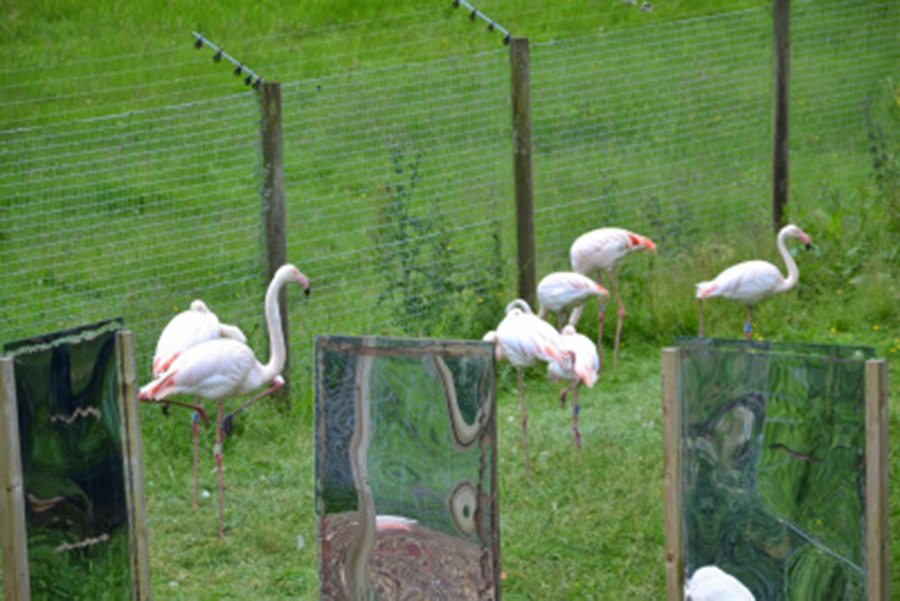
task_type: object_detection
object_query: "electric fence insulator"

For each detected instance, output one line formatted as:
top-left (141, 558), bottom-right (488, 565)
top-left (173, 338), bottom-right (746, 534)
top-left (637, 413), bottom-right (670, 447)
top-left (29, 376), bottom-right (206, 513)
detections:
top-left (194, 37), bottom-right (204, 49)
top-left (470, 9), bottom-right (477, 21)
top-left (233, 64), bottom-right (243, 76)
top-left (213, 50), bottom-right (223, 62)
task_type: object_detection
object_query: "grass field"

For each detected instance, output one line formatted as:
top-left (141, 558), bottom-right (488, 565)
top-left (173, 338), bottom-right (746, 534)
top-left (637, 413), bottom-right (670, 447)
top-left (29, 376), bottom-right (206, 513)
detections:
top-left (1, 0), bottom-right (898, 598)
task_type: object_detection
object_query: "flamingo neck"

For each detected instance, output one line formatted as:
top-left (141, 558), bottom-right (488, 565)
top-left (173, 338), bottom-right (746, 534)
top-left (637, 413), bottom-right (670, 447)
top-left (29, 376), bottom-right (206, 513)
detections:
top-left (776, 228), bottom-right (800, 293)
top-left (261, 271), bottom-right (290, 382)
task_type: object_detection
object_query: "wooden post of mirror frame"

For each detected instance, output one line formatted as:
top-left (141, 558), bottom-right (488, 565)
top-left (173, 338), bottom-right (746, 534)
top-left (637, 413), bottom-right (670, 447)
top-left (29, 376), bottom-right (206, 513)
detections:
top-left (662, 348), bottom-right (684, 600)
top-left (0, 357), bottom-right (30, 601)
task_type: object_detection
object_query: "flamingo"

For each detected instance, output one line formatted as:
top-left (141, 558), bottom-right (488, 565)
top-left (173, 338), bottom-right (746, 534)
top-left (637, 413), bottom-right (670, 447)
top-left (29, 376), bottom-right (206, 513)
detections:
top-left (483, 299), bottom-right (571, 475)
top-left (146, 299), bottom-right (248, 509)
top-left (696, 224), bottom-right (810, 340)
top-left (570, 227), bottom-right (656, 370)
top-left (684, 565), bottom-right (755, 601)
top-left (140, 263), bottom-right (310, 537)
top-left (546, 325), bottom-right (599, 448)
top-left (536, 271), bottom-right (609, 330)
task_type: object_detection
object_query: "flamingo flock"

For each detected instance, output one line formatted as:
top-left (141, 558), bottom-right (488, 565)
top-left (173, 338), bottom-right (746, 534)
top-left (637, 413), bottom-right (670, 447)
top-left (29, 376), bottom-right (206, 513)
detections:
top-left (483, 223), bottom-right (810, 470)
top-left (140, 222), bottom-right (808, 543)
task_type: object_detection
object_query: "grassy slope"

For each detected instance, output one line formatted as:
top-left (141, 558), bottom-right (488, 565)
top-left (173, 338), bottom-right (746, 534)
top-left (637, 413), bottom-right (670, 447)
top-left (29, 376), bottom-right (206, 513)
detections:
top-left (1, 0), bottom-right (897, 598)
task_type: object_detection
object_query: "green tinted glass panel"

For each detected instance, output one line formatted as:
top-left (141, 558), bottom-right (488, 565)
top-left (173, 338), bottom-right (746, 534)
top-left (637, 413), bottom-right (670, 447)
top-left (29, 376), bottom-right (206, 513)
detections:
top-left (315, 335), bottom-right (498, 600)
top-left (677, 337), bottom-right (873, 600)
top-left (4, 320), bottom-right (133, 599)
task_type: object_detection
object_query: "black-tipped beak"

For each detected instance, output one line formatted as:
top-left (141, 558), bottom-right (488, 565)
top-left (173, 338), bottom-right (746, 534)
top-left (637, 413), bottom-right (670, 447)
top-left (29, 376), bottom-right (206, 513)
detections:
top-left (805, 243), bottom-right (811, 250)
top-left (305, 286), bottom-right (311, 296)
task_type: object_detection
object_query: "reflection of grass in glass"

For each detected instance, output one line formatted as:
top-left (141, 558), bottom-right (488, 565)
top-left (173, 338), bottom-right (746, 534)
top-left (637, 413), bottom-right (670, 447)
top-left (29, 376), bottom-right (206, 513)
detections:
top-left (28, 526), bottom-right (131, 600)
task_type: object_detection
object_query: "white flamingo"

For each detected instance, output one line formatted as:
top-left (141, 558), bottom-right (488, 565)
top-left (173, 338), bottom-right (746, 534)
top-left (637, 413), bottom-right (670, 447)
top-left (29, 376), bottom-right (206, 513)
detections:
top-left (546, 325), bottom-right (599, 448)
top-left (483, 299), bottom-right (570, 475)
top-left (147, 299), bottom-right (247, 508)
top-left (570, 227), bottom-right (656, 370)
top-left (536, 271), bottom-right (609, 330)
top-left (696, 224), bottom-right (810, 339)
top-left (140, 264), bottom-right (310, 537)
top-left (684, 565), bottom-right (755, 601)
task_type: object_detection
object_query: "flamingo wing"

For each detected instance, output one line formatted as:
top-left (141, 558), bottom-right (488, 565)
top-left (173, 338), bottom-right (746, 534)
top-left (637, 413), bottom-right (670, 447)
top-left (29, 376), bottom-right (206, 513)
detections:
top-left (570, 227), bottom-right (655, 273)
top-left (145, 339), bottom-right (256, 401)
top-left (537, 272), bottom-right (608, 312)
top-left (698, 260), bottom-right (783, 304)
top-left (497, 312), bottom-right (565, 367)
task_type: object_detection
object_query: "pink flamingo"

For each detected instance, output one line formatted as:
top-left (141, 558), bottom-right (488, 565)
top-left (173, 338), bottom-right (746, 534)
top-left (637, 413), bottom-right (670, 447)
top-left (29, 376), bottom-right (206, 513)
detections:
top-left (483, 299), bottom-right (570, 475)
top-left (140, 264), bottom-right (310, 537)
top-left (147, 299), bottom-right (248, 509)
top-left (536, 271), bottom-right (609, 330)
top-left (570, 227), bottom-right (656, 370)
top-left (546, 325), bottom-right (599, 448)
top-left (696, 224), bottom-right (810, 340)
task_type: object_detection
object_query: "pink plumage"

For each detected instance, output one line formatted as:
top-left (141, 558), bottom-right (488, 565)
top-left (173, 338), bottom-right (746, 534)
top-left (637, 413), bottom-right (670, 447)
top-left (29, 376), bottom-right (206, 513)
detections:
top-left (140, 263), bottom-right (310, 538)
top-left (151, 299), bottom-right (246, 377)
top-left (536, 271), bottom-right (609, 329)
top-left (547, 325), bottom-right (600, 448)
top-left (483, 299), bottom-right (570, 475)
top-left (569, 227), bottom-right (656, 370)
top-left (696, 224), bottom-right (810, 339)
top-left (483, 300), bottom-right (567, 368)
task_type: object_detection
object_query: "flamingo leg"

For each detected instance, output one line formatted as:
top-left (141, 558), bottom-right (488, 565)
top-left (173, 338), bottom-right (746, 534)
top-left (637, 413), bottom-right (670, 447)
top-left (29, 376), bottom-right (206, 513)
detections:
top-left (571, 384), bottom-right (582, 449)
top-left (222, 378), bottom-right (285, 435)
top-left (141, 398), bottom-right (210, 426)
top-left (608, 269), bottom-right (625, 370)
top-left (192, 406), bottom-right (200, 510)
top-left (594, 274), bottom-right (606, 373)
top-left (744, 306), bottom-right (753, 340)
top-left (698, 299), bottom-right (704, 337)
top-left (214, 399), bottom-right (225, 539)
top-left (517, 368), bottom-right (530, 479)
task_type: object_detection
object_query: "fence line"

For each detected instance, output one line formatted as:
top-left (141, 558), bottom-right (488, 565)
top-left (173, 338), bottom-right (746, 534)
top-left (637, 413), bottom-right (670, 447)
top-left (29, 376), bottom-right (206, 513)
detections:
top-left (1, 1), bottom-right (896, 393)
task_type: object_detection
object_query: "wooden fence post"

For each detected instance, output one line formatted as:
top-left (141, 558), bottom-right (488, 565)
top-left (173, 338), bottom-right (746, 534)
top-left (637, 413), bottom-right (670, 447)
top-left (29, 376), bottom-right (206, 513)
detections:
top-left (115, 331), bottom-right (151, 601)
top-left (0, 357), bottom-right (30, 601)
top-left (259, 81), bottom-right (291, 406)
top-left (661, 348), bottom-right (683, 601)
top-left (865, 359), bottom-right (889, 601)
top-left (510, 37), bottom-right (536, 307)
top-left (772, 0), bottom-right (790, 232)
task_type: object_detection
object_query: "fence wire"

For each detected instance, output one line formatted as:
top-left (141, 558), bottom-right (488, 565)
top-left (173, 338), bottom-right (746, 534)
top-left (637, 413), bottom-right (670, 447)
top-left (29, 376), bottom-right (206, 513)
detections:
top-left (0, 1), bottom-right (896, 390)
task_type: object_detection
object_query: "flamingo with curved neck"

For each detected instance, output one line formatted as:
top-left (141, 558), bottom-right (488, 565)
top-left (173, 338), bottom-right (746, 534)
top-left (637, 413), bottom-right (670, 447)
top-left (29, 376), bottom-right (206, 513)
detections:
top-left (696, 224), bottom-right (810, 339)
top-left (139, 263), bottom-right (310, 537)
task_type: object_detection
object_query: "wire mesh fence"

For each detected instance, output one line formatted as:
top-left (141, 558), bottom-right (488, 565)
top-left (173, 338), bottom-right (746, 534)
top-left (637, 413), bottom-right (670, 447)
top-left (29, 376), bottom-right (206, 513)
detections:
top-left (0, 1), bottom-right (896, 393)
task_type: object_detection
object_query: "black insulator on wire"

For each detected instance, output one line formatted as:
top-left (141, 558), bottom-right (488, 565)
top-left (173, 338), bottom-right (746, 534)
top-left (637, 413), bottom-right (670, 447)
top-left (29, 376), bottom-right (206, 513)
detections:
top-left (234, 64), bottom-right (243, 76)
top-left (487, 22), bottom-right (494, 32)
top-left (213, 50), bottom-right (223, 62)
top-left (452, 0), bottom-right (460, 7)
top-left (504, 33), bottom-right (511, 45)
top-left (194, 36), bottom-right (204, 49)
top-left (244, 75), bottom-right (253, 86)
top-left (252, 78), bottom-right (262, 90)
top-left (470, 9), bottom-right (477, 20)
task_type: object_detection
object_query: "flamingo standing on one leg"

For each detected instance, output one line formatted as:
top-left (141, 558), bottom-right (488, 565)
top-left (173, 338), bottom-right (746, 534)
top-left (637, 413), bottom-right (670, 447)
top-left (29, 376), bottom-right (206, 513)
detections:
top-left (140, 264), bottom-right (310, 537)
top-left (536, 272), bottom-right (609, 330)
top-left (570, 227), bottom-right (656, 370)
top-left (483, 299), bottom-right (571, 476)
top-left (696, 224), bottom-right (810, 340)
top-left (148, 299), bottom-right (247, 509)
top-left (546, 325), bottom-right (599, 448)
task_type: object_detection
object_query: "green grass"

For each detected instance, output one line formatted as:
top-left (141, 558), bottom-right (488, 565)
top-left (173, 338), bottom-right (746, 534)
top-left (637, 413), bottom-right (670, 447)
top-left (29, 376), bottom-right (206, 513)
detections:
top-left (1, 0), bottom-right (898, 598)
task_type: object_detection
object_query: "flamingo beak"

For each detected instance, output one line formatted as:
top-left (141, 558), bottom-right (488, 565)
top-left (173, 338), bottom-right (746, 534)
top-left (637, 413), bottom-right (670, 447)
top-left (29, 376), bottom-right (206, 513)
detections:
top-left (799, 232), bottom-right (811, 249)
